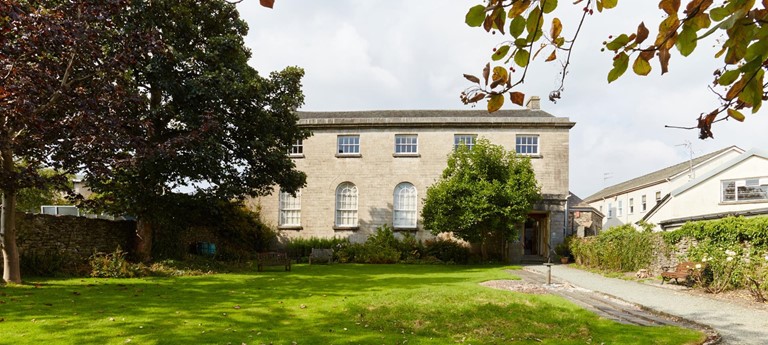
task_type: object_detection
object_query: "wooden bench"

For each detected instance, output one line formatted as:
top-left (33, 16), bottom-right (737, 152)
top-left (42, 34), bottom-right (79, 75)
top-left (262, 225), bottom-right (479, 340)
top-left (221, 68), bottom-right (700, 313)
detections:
top-left (661, 261), bottom-right (704, 285)
top-left (309, 248), bottom-right (333, 264)
top-left (256, 252), bottom-right (291, 272)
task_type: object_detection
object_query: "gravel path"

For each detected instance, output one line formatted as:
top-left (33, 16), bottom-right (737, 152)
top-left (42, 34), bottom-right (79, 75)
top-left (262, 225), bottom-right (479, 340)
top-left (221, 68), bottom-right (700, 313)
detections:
top-left (525, 264), bottom-right (768, 345)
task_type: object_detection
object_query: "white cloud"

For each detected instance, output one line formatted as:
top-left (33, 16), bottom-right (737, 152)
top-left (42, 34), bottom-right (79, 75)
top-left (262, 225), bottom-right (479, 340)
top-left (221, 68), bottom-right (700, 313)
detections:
top-left (237, 0), bottom-right (768, 197)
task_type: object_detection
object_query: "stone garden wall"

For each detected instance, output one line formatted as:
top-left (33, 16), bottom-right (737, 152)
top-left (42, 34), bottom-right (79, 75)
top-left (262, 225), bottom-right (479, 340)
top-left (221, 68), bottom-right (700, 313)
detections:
top-left (13, 212), bottom-right (135, 261)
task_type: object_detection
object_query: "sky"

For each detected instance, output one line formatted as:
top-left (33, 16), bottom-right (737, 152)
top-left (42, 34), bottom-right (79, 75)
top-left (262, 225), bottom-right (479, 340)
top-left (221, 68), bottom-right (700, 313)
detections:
top-left (236, 1), bottom-right (768, 198)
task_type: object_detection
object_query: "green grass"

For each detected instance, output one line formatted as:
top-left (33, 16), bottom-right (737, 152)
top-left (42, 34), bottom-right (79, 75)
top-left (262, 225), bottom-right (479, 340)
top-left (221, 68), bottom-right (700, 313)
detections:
top-left (0, 264), bottom-right (704, 344)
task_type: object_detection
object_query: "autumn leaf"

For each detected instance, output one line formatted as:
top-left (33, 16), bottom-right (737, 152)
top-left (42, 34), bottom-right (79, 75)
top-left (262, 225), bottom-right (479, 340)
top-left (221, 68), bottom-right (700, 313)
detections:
top-left (635, 22), bottom-right (649, 44)
top-left (492, 66), bottom-right (509, 83)
top-left (510, 92), bottom-right (525, 106)
top-left (260, 0), bottom-right (275, 9)
top-left (659, 0), bottom-right (681, 15)
top-left (633, 55), bottom-right (652, 75)
top-left (492, 45), bottom-right (510, 61)
top-left (658, 48), bottom-right (671, 74)
top-left (508, 0), bottom-right (531, 18)
top-left (463, 74), bottom-right (481, 84)
top-left (727, 108), bottom-right (745, 122)
top-left (550, 18), bottom-right (562, 39)
top-left (482, 63), bottom-right (490, 86)
top-left (488, 94), bottom-right (504, 112)
top-left (545, 50), bottom-right (557, 62)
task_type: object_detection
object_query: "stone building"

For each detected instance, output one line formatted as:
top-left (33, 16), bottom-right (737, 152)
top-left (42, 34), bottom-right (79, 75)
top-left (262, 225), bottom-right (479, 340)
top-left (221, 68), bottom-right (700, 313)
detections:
top-left (252, 97), bottom-right (575, 258)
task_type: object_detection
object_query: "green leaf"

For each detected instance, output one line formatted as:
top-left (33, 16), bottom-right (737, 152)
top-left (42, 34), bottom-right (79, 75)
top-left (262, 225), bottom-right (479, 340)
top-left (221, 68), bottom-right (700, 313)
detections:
top-left (675, 26), bottom-right (697, 56)
top-left (509, 16), bottom-right (526, 38)
top-left (605, 34), bottom-right (630, 51)
top-left (514, 49), bottom-right (530, 67)
top-left (718, 70), bottom-right (740, 85)
top-left (492, 45), bottom-right (511, 61)
top-left (602, 0), bottom-right (618, 9)
top-left (727, 108), bottom-right (745, 122)
top-left (466, 5), bottom-right (486, 27)
top-left (745, 39), bottom-right (768, 63)
top-left (514, 38), bottom-right (528, 48)
top-left (541, 0), bottom-right (558, 14)
top-left (608, 53), bottom-right (629, 83)
top-left (526, 6), bottom-right (542, 36)
top-left (632, 55), bottom-right (652, 76)
top-left (709, 7), bottom-right (729, 22)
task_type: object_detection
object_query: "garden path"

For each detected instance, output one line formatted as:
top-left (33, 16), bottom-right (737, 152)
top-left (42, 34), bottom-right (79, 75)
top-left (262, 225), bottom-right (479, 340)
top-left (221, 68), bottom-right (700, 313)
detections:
top-left (524, 264), bottom-right (768, 345)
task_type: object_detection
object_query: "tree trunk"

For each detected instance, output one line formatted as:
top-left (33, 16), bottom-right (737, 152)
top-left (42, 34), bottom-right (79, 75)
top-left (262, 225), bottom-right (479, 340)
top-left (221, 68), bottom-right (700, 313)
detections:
top-left (2, 190), bottom-right (20, 283)
top-left (134, 218), bottom-right (153, 263)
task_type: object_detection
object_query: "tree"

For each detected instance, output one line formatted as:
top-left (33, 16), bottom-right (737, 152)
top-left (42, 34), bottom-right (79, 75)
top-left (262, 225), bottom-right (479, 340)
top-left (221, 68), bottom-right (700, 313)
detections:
top-left (84, 0), bottom-right (308, 262)
top-left (0, 0), bottom-right (150, 283)
top-left (421, 139), bottom-right (540, 261)
top-left (461, 0), bottom-right (768, 139)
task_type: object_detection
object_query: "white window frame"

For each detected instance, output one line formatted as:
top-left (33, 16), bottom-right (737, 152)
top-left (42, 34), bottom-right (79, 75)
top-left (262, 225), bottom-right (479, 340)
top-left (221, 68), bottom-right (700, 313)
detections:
top-left (394, 134), bottom-right (418, 154)
top-left (335, 182), bottom-right (358, 227)
top-left (278, 190), bottom-right (301, 227)
top-left (721, 177), bottom-right (768, 202)
top-left (515, 134), bottom-right (539, 155)
top-left (607, 202), bottom-right (613, 218)
top-left (641, 195), bottom-right (647, 212)
top-left (628, 198), bottom-right (634, 214)
top-left (453, 134), bottom-right (477, 150)
top-left (617, 200), bottom-right (623, 217)
top-left (655, 191), bottom-right (662, 201)
top-left (289, 139), bottom-right (303, 157)
top-left (337, 135), bottom-right (360, 155)
top-left (393, 182), bottom-right (418, 228)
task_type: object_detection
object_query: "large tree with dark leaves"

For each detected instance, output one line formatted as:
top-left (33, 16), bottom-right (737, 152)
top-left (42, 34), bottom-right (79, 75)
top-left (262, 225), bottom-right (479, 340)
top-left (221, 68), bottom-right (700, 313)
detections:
top-left (85, 0), bottom-right (307, 262)
top-left (0, 0), bottom-right (150, 283)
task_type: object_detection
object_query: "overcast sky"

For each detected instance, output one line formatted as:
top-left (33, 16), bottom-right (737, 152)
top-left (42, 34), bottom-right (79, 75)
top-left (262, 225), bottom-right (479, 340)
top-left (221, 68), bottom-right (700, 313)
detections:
top-left (237, 1), bottom-right (768, 198)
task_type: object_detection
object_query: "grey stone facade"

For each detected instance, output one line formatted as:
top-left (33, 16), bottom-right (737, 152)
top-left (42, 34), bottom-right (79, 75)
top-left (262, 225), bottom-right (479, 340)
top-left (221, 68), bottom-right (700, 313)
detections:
top-left (252, 101), bottom-right (574, 253)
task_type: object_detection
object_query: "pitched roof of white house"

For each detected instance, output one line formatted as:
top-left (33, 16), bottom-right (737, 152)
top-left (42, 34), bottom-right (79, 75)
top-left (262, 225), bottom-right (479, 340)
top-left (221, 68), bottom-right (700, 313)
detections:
top-left (583, 145), bottom-right (744, 203)
top-left (669, 148), bottom-right (768, 197)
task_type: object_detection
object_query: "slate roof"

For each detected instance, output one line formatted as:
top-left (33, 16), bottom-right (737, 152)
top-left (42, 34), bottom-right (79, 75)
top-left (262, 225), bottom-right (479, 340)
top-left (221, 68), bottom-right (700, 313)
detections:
top-left (583, 146), bottom-right (742, 203)
top-left (298, 109), bottom-right (556, 119)
top-left (296, 109), bottom-right (574, 129)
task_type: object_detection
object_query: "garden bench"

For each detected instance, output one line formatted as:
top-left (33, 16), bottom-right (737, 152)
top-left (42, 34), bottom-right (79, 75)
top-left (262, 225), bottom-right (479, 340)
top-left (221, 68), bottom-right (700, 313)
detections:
top-left (661, 261), bottom-right (704, 285)
top-left (256, 252), bottom-right (291, 272)
top-left (309, 248), bottom-right (333, 264)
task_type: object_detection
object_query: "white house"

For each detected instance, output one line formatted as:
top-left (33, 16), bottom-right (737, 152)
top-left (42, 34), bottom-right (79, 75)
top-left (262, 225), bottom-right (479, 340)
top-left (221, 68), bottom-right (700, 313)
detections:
top-left (583, 146), bottom-right (762, 230)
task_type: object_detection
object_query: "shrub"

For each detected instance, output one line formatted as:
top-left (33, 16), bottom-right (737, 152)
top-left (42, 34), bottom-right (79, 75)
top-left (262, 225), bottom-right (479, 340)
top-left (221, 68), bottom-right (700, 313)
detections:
top-left (424, 238), bottom-right (470, 264)
top-left (282, 236), bottom-right (349, 262)
top-left (664, 216), bottom-right (768, 295)
top-left (570, 224), bottom-right (654, 272)
top-left (89, 247), bottom-right (147, 278)
top-left (20, 250), bottom-right (86, 277)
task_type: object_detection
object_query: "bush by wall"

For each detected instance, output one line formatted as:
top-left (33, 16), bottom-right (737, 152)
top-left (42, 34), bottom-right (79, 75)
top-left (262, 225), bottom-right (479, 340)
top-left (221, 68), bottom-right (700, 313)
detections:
top-left (330, 225), bottom-right (468, 264)
top-left (570, 223), bottom-right (655, 272)
top-left (664, 216), bottom-right (768, 297)
top-left (281, 236), bottom-right (350, 262)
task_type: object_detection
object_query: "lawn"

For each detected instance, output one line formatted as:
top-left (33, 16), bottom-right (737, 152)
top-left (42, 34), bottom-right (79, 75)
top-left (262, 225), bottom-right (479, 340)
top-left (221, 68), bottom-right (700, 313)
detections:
top-left (0, 264), bottom-right (704, 345)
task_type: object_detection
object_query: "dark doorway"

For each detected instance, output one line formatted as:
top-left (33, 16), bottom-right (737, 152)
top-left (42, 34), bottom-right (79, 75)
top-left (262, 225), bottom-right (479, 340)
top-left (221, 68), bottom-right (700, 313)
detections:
top-left (523, 218), bottom-right (540, 255)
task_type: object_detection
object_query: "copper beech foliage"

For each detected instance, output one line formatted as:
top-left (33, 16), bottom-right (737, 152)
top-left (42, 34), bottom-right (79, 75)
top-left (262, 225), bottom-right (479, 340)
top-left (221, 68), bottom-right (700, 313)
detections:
top-left (462, 0), bottom-right (768, 139)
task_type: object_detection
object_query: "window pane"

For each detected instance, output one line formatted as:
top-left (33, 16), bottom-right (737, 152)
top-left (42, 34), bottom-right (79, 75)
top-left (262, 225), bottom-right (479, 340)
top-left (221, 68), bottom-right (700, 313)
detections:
top-left (393, 183), bottom-right (417, 227)
top-left (279, 190), bottom-right (301, 226)
top-left (395, 135), bottom-right (418, 153)
top-left (335, 182), bottom-right (358, 226)
top-left (516, 135), bottom-right (539, 155)
top-left (454, 135), bottom-right (476, 150)
top-left (337, 136), bottom-right (360, 154)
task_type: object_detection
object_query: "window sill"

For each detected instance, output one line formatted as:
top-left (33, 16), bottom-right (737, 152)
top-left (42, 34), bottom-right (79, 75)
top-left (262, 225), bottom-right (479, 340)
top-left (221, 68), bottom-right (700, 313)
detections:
top-left (288, 154), bottom-right (304, 159)
top-left (518, 154), bottom-right (543, 159)
top-left (278, 225), bottom-right (303, 230)
top-left (335, 153), bottom-right (362, 158)
top-left (719, 200), bottom-right (768, 206)
top-left (333, 226), bottom-right (359, 231)
top-left (393, 227), bottom-right (418, 231)
top-left (393, 153), bottom-right (420, 158)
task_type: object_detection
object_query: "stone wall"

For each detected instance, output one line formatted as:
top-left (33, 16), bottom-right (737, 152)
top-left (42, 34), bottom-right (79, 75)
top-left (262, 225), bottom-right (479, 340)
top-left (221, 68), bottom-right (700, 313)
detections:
top-left (12, 213), bottom-right (135, 261)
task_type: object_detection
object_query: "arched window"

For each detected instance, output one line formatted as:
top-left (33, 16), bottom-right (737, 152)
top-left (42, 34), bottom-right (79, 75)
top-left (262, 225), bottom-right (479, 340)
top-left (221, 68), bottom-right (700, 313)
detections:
top-left (393, 182), bottom-right (417, 228)
top-left (278, 190), bottom-right (301, 227)
top-left (335, 182), bottom-right (358, 227)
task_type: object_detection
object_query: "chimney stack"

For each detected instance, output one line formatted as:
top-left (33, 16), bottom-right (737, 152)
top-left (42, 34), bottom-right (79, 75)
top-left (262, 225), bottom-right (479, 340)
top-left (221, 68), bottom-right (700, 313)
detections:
top-left (526, 96), bottom-right (541, 110)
